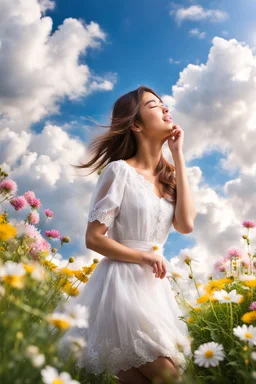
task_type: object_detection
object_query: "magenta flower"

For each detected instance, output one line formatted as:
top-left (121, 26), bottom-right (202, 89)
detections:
top-left (214, 257), bottom-right (228, 272)
top-left (29, 197), bottom-right (41, 209)
top-left (249, 302), bottom-right (256, 311)
top-left (23, 191), bottom-right (35, 204)
top-left (0, 179), bottom-right (18, 195)
top-left (28, 211), bottom-right (40, 225)
top-left (225, 247), bottom-right (243, 261)
top-left (44, 229), bottom-right (60, 239)
top-left (242, 220), bottom-right (256, 229)
top-left (44, 208), bottom-right (54, 218)
top-left (9, 196), bottom-right (27, 211)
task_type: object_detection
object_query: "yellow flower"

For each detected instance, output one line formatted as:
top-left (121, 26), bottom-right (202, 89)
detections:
top-left (243, 280), bottom-right (256, 288)
top-left (0, 223), bottom-right (17, 241)
top-left (61, 282), bottom-right (80, 296)
top-left (3, 275), bottom-right (25, 289)
top-left (42, 260), bottom-right (57, 271)
top-left (23, 264), bottom-right (36, 274)
top-left (241, 311), bottom-right (256, 324)
top-left (74, 270), bottom-right (89, 283)
top-left (152, 245), bottom-right (159, 251)
top-left (187, 317), bottom-right (194, 323)
top-left (46, 314), bottom-right (71, 330)
top-left (57, 267), bottom-right (74, 277)
top-left (197, 293), bottom-right (217, 304)
top-left (204, 278), bottom-right (233, 294)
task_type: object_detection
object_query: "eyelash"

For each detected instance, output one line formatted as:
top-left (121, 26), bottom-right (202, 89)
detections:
top-left (151, 105), bottom-right (165, 108)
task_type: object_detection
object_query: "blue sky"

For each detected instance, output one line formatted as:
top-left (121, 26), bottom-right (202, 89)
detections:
top-left (32, 0), bottom-right (255, 260)
top-left (1, 0), bottom-right (256, 272)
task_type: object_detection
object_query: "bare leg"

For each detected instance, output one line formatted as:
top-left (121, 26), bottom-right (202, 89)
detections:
top-left (117, 366), bottom-right (150, 384)
top-left (137, 355), bottom-right (180, 383)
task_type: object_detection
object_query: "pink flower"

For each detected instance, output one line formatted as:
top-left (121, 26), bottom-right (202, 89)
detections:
top-left (0, 179), bottom-right (18, 195)
top-left (9, 196), bottom-right (27, 211)
top-left (44, 229), bottom-right (60, 239)
top-left (225, 247), bottom-right (243, 261)
top-left (214, 257), bottom-right (228, 272)
top-left (242, 220), bottom-right (256, 229)
top-left (23, 191), bottom-right (35, 204)
top-left (29, 197), bottom-right (41, 209)
top-left (249, 302), bottom-right (256, 311)
top-left (29, 238), bottom-right (51, 260)
top-left (44, 208), bottom-right (54, 218)
top-left (241, 255), bottom-right (250, 268)
top-left (28, 211), bottom-right (40, 225)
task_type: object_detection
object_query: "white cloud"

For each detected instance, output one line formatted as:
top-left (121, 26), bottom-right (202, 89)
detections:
top-left (169, 58), bottom-right (181, 65)
top-left (0, 0), bottom-right (116, 132)
top-left (189, 28), bottom-right (206, 39)
top-left (170, 5), bottom-right (229, 25)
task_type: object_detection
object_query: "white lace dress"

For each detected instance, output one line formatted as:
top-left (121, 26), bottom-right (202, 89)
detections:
top-left (58, 159), bottom-right (192, 376)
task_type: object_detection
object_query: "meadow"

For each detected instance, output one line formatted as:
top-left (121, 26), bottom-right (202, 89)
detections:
top-left (1, 165), bottom-right (256, 384)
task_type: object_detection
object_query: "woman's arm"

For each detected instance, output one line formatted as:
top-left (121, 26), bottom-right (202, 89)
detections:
top-left (86, 221), bottom-right (151, 264)
top-left (172, 150), bottom-right (197, 234)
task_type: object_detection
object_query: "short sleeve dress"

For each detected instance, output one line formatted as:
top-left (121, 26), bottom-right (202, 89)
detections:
top-left (58, 159), bottom-right (192, 376)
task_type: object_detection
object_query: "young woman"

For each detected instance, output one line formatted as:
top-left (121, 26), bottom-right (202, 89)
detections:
top-left (59, 85), bottom-right (196, 383)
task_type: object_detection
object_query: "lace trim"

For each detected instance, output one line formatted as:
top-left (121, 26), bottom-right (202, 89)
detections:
top-left (74, 329), bottom-right (191, 376)
top-left (88, 209), bottom-right (115, 228)
top-left (117, 160), bottom-right (169, 201)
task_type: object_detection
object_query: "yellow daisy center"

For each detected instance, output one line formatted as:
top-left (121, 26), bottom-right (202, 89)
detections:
top-left (52, 378), bottom-right (64, 384)
top-left (245, 332), bottom-right (253, 339)
top-left (224, 295), bottom-right (230, 300)
top-left (204, 350), bottom-right (214, 358)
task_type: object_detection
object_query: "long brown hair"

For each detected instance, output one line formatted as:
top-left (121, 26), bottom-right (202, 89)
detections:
top-left (71, 85), bottom-right (176, 204)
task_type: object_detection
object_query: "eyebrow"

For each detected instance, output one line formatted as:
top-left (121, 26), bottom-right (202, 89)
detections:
top-left (144, 99), bottom-right (163, 106)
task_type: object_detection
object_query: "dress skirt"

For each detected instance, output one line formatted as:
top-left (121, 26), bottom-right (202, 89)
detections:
top-left (58, 239), bottom-right (192, 376)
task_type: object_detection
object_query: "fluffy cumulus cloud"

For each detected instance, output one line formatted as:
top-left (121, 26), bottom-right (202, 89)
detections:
top-left (162, 36), bottom-right (256, 300)
top-left (0, 123), bottom-right (101, 262)
top-left (170, 5), bottom-right (229, 25)
top-left (0, 0), bottom-right (116, 132)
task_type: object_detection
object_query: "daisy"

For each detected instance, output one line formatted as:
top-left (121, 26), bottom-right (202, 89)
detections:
top-left (233, 324), bottom-right (256, 345)
top-left (41, 365), bottom-right (80, 384)
top-left (64, 303), bottom-right (89, 328)
top-left (194, 341), bottom-right (225, 367)
top-left (212, 289), bottom-right (243, 304)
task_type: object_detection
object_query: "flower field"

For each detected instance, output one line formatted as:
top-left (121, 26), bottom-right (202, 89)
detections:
top-left (1, 164), bottom-right (256, 384)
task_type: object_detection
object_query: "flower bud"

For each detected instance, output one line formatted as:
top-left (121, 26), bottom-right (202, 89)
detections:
top-left (61, 236), bottom-right (70, 243)
top-left (69, 257), bottom-right (75, 263)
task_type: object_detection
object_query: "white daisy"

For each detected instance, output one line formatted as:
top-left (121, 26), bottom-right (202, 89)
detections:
top-left (64, 303), bottom-right (89, 328)
top-left (0, 261), bottom-right (25, 277)
top-left (41, 365), bottom-right (80, 384)
top-left (212, 289), bottom-right (243, 304)
top-left (233, 324), bottom-right (256, 345)
top-left (194, 341), bottom-right (225, 368)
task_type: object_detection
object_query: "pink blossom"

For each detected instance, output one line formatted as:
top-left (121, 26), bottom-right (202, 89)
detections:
top-left (28, 211), bottom-right (40, 225)
top-left (242, 220), bottom-right (256, 229)
top-left (28, 237), bottom-right (51, 260)
top-left (225, 247), bottom-right (243, 261)
top-left (44, 229), bottom-right (60, 239)
top-left (44, 208), bottom-right (54, 218)
top-left (23, 191), bottom-right (35, 204)
top-left (29, 197), bottom-right (41, 209)
top-left (0, 179), bottom-right (18, 195)
top-left (241, 255), bottom-right (250, 268)
top-left (249, 302), bottom-right (256, 311)
top-left (9, 196), bottom-right (27, 211)
top-left (214, 257), bottom-right (228, 272)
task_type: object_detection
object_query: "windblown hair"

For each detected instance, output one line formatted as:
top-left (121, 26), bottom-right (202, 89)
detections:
top-left (71, 85), bottom-right (176, 205)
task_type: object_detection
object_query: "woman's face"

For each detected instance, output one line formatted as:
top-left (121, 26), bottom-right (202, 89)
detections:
top-left (137, 91), bottom-right (173, 136)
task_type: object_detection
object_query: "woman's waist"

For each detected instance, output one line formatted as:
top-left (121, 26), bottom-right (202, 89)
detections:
top-left (117, 239), bottom-right (165, 254)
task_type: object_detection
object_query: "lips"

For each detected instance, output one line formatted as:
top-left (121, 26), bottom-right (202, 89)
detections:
top-left (163, 115), bottom-right (172, 122)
